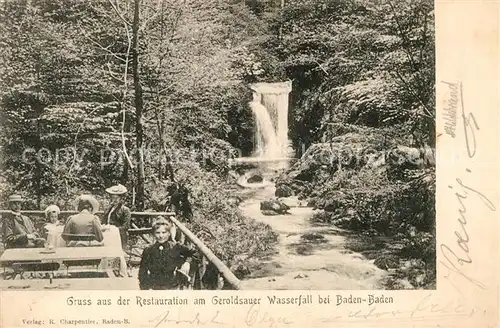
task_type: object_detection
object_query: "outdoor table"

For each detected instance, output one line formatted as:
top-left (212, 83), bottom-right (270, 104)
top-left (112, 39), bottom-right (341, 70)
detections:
top-left (45, 224), bottom-right (123, 249)
top-left (0, 245), bottom-right (127, 278)
top-left (0, 277), bottom-right (138, 290)
top-left (44, 224), bottom-right (127, 275)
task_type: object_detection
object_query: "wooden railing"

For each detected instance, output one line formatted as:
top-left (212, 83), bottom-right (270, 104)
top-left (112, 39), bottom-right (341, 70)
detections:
top-left (0, 210), bottom-right (241, 289)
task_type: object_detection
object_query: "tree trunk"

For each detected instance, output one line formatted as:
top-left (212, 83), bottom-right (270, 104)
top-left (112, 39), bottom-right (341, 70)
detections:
top-left (33, 64), bottom-right (43, 209)
top-left (121, 104), bottom-right (132, 184)
top-left (132, 0), bottom-right (145, 211)
top-left (153, 108), bottom-right (175, 181)
top-left (154, 108), bottom-right (163, 180)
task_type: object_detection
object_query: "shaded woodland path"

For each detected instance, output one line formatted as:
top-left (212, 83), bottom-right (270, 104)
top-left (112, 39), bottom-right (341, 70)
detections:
top-left (238, 185), bottom-right (387, 290)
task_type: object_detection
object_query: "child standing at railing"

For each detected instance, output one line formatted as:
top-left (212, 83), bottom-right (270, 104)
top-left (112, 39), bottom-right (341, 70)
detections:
top-left (138, 217), bottom-right (195, 290)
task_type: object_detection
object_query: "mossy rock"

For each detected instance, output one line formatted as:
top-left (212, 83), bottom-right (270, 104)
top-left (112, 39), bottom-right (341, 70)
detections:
top-left (275, 185), bottom-right (294, 197)
top-left (230, 263), bottom-right (251, 279)
top-left (296, 244), bottom-right (314, 255)
top-left (247, 174), bottom-right (263, 183)
top-left (260, 199), bottom-right (290, 215)
top-left (374, 255), bottom-right (400, 270)
top-left (301, 232), bottom-right (325, 241)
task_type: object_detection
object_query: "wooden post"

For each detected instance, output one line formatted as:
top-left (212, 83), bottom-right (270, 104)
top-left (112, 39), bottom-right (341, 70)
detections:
top-left (132, 0), bottom-right (145, 211)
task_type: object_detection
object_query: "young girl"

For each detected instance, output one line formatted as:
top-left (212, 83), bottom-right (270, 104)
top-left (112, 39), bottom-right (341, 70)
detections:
top-left (138, 217), bottom-right (195, 290)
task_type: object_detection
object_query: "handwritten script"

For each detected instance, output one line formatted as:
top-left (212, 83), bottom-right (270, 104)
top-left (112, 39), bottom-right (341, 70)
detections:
top-left (440, 81), bottom-right (496, 293)
top-left (148, 305), bottom-right (294, 328)
top-left (441, 81), bottom-right (458, 138)
top-left (149, 309), bottom-right (226, 328)
top-left (245, 303), bottom-right (293, 327)
top-left (316, 293), bottom-right (480, 324)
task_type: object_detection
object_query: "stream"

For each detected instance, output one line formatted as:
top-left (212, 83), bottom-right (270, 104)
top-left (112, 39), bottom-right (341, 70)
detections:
top-left (238, 185), bottom-right (387, 290)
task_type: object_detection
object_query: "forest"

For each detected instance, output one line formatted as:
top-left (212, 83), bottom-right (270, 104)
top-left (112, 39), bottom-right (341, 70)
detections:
top-left (0, 0), bottom-right (435, 288)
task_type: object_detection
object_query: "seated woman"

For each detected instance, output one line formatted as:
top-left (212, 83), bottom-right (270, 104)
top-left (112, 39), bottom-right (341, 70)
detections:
top-left (138, 217), bottom-right (195, 290)
top-left (62, 195), bottom-right (104, 247)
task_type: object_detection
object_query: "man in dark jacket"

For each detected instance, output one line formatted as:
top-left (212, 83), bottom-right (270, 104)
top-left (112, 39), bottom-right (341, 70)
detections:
top-left (2, 194), bottom-right (44, 249)
top-left (103, 184), bottom-right (131, 250)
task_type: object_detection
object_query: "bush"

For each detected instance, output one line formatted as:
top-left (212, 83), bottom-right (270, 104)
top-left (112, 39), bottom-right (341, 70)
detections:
top-left (305, 144), bottom-right (435, 289)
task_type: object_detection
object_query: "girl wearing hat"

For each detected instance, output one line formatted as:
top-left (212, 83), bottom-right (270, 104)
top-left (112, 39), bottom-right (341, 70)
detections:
top-left (103, 184), bottom-right (131, 250)
top-left (44, 205), bottom-right (62, 225)
top-left (41, 205), bottom-right (63, 247)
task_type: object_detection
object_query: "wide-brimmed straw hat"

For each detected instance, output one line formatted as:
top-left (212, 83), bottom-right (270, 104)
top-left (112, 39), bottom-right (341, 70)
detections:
top-left (8, 194), bottom-right (23, 203)
top-left (105, 184), bottom-right (128, 195)
top-left (76, 194), bottom-right (100, 213)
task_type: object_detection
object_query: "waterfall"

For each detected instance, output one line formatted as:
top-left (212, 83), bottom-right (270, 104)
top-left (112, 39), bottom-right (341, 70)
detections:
top-left (250, 100), bottom-right (282, 160)
top-left (249, 81), bottom-right (293, 166)
top-left (230, 81), bottom-right (292, 180)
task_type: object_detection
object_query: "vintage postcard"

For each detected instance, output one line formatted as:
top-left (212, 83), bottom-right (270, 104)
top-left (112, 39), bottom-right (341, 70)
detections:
top-left (0, 0), bottom-right (498, 327)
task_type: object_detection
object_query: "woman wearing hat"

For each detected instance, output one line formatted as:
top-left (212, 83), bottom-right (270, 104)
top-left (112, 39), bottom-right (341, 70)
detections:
top-left (103, 184), bottom-right (131, 250)
top-left (2, 194), bottom-right (44, 249)
top-left (62, 195), bottom-right (104, 247)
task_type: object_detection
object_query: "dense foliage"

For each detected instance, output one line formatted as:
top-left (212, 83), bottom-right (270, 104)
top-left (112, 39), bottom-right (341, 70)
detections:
top-left (0, 0), bottom-right (434, 285)
top-left (0, 0), bottom-right (272, 265)
top-left (262, 0), bottom-right (436, 288)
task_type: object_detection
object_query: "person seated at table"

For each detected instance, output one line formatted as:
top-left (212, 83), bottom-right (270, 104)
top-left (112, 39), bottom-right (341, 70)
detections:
top-left (2, 194), bottom-right (45, 249)
top-left (45, 204), bottom-right (62, 225)
top-left (62, 195), bottom-right (104, 247)
top-left (103, 184), bottom-right (131, 250)
top-left (138, 217), bottom-right (195, 290)
top-left (41, 204), bottom-right (63, 239)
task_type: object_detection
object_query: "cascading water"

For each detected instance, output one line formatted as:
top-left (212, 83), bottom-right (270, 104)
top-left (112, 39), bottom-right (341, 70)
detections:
top-left (249, 81), bottom-right (293, 166)
top-left (232, 81), bottom-right (293, 188)
top-left (249, 100), bottom-right (282, 160)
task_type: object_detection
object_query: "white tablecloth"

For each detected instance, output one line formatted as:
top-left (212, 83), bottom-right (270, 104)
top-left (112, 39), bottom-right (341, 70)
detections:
top-left (45, 224), bottom-right (122, 249)
top-left (45, 225), bottom-right (127, 276)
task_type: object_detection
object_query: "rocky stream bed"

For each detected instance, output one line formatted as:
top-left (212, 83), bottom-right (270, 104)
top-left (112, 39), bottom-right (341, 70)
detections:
top-left (238, 185), bottom-right (390, 290)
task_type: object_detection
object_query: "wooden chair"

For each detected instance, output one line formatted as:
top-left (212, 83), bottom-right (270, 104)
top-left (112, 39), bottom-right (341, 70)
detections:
top-left (61, 233), bottom-right (101, 246)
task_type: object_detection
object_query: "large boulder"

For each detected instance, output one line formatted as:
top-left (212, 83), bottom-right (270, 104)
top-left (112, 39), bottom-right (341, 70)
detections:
top-left (247, 174), bottom-right (263, 183)
top-left (275, 184), bottom-right (294, 197)
top-left (260, 199), bottom-right (290, 215)
top-left (301, 232), bottom-right (326, 241)
top-left (386, 145), bottom-right (435, 180)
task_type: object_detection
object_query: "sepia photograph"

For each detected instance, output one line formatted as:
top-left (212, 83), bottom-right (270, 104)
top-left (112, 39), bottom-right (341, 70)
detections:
top-left (0, 0), bottom-right (435, 292)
